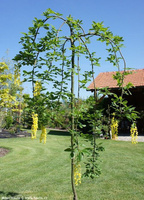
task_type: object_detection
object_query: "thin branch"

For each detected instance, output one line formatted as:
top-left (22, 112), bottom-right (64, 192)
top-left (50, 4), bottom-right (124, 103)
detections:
top-left (79, 32), bottom-right (126, 71)
top-left (80, 31), bottom-right (127, 97)
top-left (32, 51), bottom-right (40, 96)
top-left (57, 21), bottom-right (68, 38)
top-left (77, 54), bottom-right (80, 99)
top-left (79, 37), bottom-right (97, 101)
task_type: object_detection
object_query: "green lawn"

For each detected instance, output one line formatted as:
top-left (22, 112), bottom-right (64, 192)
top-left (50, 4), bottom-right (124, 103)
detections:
top-left (0, 130), bottom-right (144, 200)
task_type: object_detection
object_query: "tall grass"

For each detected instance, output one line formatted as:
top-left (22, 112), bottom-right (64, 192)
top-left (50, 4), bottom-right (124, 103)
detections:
top-left (0, 130), bottom-right (144, 200)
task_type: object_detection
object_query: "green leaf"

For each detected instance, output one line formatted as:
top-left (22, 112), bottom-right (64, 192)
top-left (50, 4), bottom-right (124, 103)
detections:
top-left (64, 148), bottom-right (71, 152)
top-left (77, 151), bottom-right (84, 162)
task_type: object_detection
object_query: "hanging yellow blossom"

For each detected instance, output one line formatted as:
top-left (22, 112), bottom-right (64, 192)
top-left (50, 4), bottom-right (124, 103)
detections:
top-left (34, 81), bottom-right (42, 96)
top-left (111, 116), bottom-right (118, 139)
top-left (130, 122), bottom-right (138, 144)
top-left (74, 163), bottom-right (81, 186)
top-left (40, 126), bottom-right (47, 144)
top-left (31, 113), bottom-right (38, 139)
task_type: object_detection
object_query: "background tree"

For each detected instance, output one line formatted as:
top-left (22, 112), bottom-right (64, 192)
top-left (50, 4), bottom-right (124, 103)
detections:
top-left (0, 62), bottom-right (14, 130)
top-left (0, 62), bottom-right (24, 131)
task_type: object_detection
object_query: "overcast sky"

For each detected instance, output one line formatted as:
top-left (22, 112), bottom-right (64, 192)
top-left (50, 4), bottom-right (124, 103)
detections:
top-left (0, 0), bottom-right (144, 98)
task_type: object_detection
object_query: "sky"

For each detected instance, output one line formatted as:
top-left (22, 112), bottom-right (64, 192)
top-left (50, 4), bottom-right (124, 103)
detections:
top-left (0, 0), bottom-right (144, 98)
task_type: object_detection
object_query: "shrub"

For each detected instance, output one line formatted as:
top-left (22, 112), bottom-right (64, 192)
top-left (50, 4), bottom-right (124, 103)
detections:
top-left (4, 114), bottom-right (13, 129)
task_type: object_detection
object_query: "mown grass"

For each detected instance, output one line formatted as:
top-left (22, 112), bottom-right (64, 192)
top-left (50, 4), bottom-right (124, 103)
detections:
top-left (0, 130), bottom-right (144, 200)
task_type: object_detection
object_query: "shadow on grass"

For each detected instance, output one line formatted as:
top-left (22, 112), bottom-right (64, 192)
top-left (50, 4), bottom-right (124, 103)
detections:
top-left (48, 130), bottom-right (70, 136)
top-left (0, 191), bottom-right (24, 199)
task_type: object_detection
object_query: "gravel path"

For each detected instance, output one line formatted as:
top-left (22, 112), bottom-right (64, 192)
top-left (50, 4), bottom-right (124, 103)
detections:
top-left (116, 136), bottom-right (144, 142)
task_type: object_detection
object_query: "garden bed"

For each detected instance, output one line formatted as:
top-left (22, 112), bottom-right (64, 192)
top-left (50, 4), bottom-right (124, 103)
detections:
top-left (0, 129), bottom-right (31, 139)
top-left (0, 147), bottom-right (9, 157)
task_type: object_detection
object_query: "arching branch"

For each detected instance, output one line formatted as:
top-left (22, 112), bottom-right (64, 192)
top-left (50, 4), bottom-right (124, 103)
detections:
top-left (79, 37), bottom-right (97, 101)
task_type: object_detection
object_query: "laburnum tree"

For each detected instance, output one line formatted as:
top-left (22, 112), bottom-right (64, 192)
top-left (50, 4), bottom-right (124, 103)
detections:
top-left (13, 8), bottom-right (139, 200)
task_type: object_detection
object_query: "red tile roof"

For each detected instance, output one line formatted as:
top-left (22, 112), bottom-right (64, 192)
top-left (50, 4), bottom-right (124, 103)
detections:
top-left (88, 69), bottom-right (144, 89)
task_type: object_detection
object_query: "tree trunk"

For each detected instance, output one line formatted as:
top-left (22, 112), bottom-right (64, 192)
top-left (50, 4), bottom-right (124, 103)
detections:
top-left (71, 37), bottom-right (78, 200)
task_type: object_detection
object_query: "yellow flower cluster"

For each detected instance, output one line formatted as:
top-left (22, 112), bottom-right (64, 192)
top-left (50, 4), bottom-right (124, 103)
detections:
top-left (11, 101), bottom-right (23, 113)
top-left (0, 62), bottom-right (9, 71)
top-left (0, 74), bottom-right (12, 85)
top-left (130, 122), bottom-right (138, 144)
top-left (0, 62), bottom-right (12, 86)
top-left (74, 163), bottom-right (81, 186)
top-left (111, 116), bottom-right (118, 139)
top-left (14, 65), bottom-right (21, 86)
top-left (0, 62), bottom-right (19, 109)
top-left (40, 126), bottom-right (47, 144)
top-left (34, 81), bottom-right (42, 96)
top-left (0, 88), bottom-right (16, 108)
top-left (31, 113), bottom-right (38, 139)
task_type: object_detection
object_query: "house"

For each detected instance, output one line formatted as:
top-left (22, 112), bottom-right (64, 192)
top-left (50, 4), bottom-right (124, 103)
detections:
top-left (87, 69), bottom-right (144, 134)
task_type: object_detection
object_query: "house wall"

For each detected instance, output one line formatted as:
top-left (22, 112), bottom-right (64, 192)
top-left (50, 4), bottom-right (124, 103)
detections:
top-left (109, 87), bottom-right (144, 134)
top-left (110, 87), bottom-right (144, 111)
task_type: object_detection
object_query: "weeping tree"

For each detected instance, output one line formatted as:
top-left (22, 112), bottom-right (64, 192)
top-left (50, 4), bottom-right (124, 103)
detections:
top-left (14, 8), bottom-right (134, 200)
